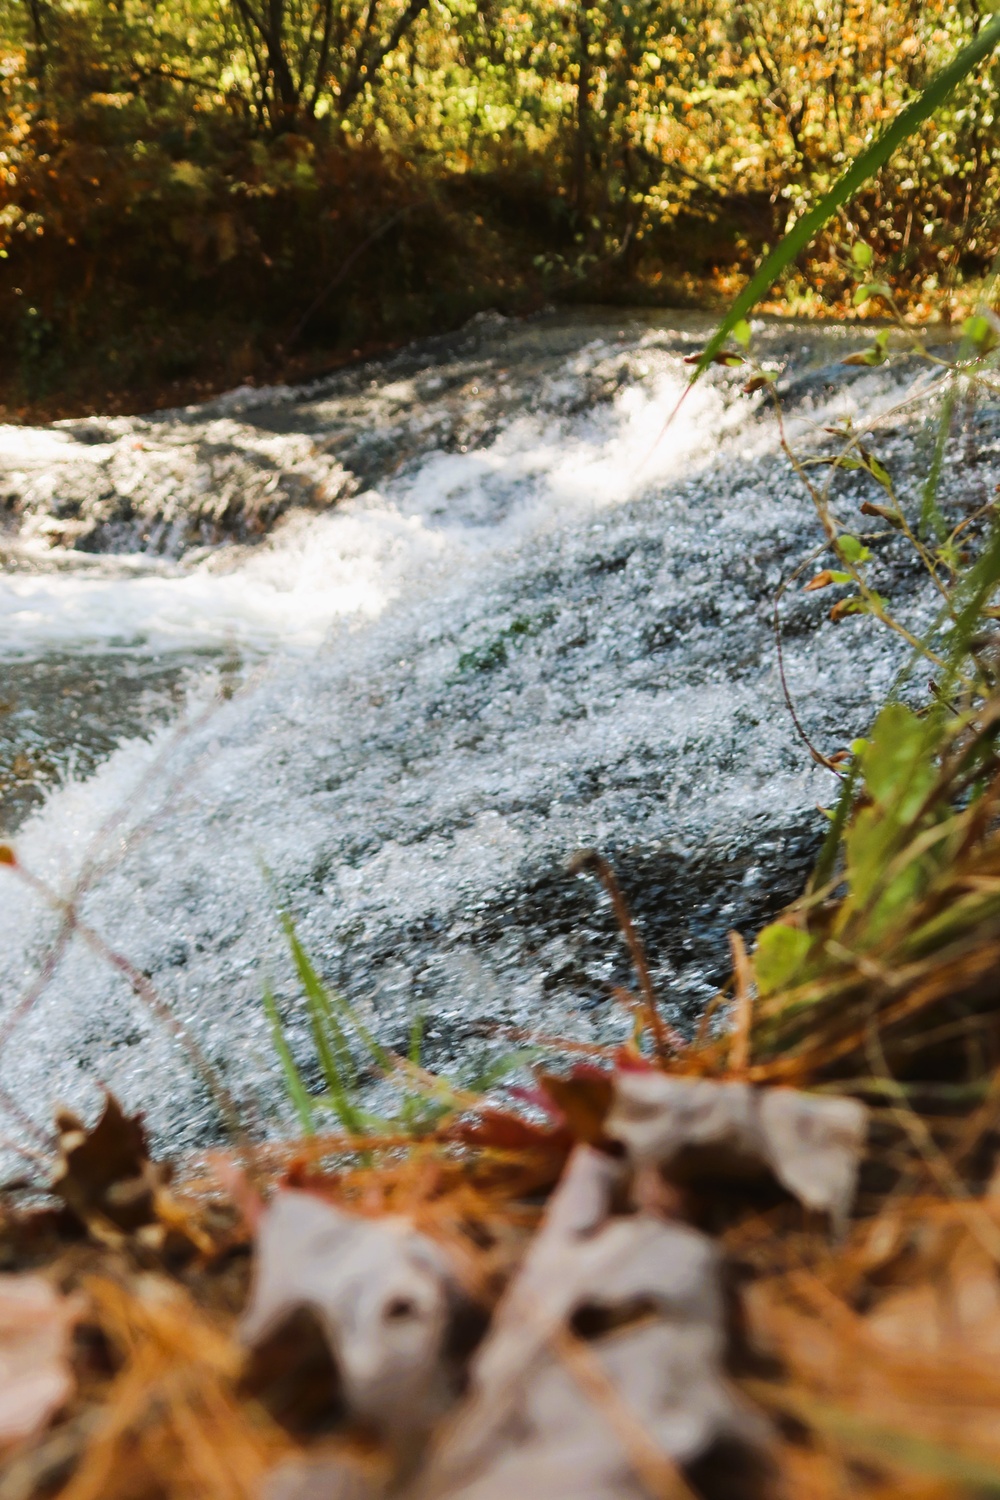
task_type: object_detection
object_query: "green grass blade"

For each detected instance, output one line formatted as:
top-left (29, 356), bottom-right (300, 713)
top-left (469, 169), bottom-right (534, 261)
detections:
top-left (280, 912), bottom-right (364, 1134)
top-left (691, 14), bottom-right (1000, 377)
top-left (262, 980), bottom-right (316, 1135)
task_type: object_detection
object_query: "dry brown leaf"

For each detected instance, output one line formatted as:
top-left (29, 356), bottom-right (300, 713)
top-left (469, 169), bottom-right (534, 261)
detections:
top-left (0, 1274), bottom-right (79, 1448)
top-left (51, 1093), bottom-right (175, 1245)
top-left (414, 1146), bottom-right (770, 1500)
top-left (606, 1072), bottom-right (866, 1225)
top-left (240, 1190), bottom-right (465, 1451)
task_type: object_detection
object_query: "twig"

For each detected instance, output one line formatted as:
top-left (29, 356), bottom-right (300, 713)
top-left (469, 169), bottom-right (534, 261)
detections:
top-left (728, 930), bottom-right (754, 1076)
top-left (772, 543), bottom-right (846, 774)
top-left (568, 850), bottom-right (683, 1059)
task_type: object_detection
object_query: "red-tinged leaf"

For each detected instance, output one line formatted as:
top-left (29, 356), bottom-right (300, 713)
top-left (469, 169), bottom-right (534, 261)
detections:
top-left (805, 570), bottom-right (835, 591)
top-left (505, 1083), bottom-right (560, 1118)
top-left (446, 1109), bottom-right (572, 1153)
top-left (829, 596), bottom-right (866, 623)
top-left (860, 500), bottom-right (902, 527)
top-left (536, 1067), bottom-right (614, 1145)
top-left (613, 1048), bottom-right (658, 1073)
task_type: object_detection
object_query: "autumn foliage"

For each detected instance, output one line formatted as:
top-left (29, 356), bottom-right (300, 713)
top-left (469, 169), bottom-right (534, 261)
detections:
top-left (1, 0), bottom-right (999, 413)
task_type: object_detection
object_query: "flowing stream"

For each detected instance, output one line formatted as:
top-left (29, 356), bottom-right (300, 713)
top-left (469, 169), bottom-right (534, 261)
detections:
top-left (0, 308), bottom-right (988, 1157)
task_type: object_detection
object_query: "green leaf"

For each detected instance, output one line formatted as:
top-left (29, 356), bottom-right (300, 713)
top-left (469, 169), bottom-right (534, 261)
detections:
top-left (829, 596), bottom-right (867, 621)
top-left (754, 923), bottom-right (813, 997)
top-left (845, 805), bottom-right (930, 932)
top-left (858, 703), bottom-right (937, 822)
top-left (960, 313), bottom-right (999, 354)
top-left (837, 533), bottom-right (872, 564)
top-left (867, 455), bottom-right (893, 492)
top-left (732, 318), bottom-right (752, 348)
top-left (851, 241), bottom-right (874, 269)
top-left (962, 313), bottom-right (991, 346)
top-left (686, 12), bottom-right (1000, 381)
top-left (842, 346), bottom-right (888, 367)
top-left (853, 281), bottom-right (892, 305)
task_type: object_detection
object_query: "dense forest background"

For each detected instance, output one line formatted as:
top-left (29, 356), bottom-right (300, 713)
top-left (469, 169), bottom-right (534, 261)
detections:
top-left (0, 0), bottom-right (997, 414)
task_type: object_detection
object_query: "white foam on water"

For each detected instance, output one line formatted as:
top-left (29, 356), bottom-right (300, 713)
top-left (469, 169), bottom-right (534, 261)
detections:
top-left (0, 318), bottom-right (944, 1158)
top-left (0, 365), bottom-right (726, 659)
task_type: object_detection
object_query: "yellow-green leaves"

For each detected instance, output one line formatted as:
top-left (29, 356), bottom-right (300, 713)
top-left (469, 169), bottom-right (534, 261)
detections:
top-left (842, 328), bottom-right (891, 367)
top-left (754, 922), bottom-right (813, 998)
top-left (841, 704), bottom-right (941, 935)
top-left (837, 533), bottom-right (872, 565)
top-left (858, 704), bottom-right (936, 823)
top-left (961, 314), bottom-right (999, 353)
top-left (852, 281), bottom-right (892, 307)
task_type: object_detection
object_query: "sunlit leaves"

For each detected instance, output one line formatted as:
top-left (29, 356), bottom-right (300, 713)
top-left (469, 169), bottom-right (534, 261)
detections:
top-left (754, 921), bottom-right (812, 998)
top-left (852, 280), bottom-right (891, 306)
top-left (961, 313), bottom-right (1000, 353)
top-left (837, 533), bottom-right (871, 565)
top-left (842, 328), bottom-right (891, 367)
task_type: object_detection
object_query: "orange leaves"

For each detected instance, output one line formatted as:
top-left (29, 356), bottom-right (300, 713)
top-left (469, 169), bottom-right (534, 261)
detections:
top-left (62, 1276), bottom-right (288, 1500)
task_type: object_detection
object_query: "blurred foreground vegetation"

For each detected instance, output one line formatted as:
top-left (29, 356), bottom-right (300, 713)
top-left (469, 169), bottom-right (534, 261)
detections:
top-left (1, 0), bottom-right (999, 413)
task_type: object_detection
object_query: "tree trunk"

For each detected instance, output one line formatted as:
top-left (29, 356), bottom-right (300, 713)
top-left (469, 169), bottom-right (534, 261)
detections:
top-left (22, 0), bottom-right (48, 98)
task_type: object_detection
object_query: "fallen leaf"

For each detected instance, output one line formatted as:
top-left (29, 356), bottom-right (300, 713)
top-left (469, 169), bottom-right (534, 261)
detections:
top-left (683, 351), bottom-right (745, 367)
top-left (414, 1147), bottom-right (770, 1500)
top-left (605, 1072), bottom-right (866, 1226)
top-left (51, 1093), bottom-right (177, 1247)
top-left (536, 1066), bottom-right (614, 1146)
top-left (446, 1109), bottom-right (571, 1156)
top-left (241, 1190), bottom-right (467, 1453)
top-left (0, 1275), bottom-right (79, 1447)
